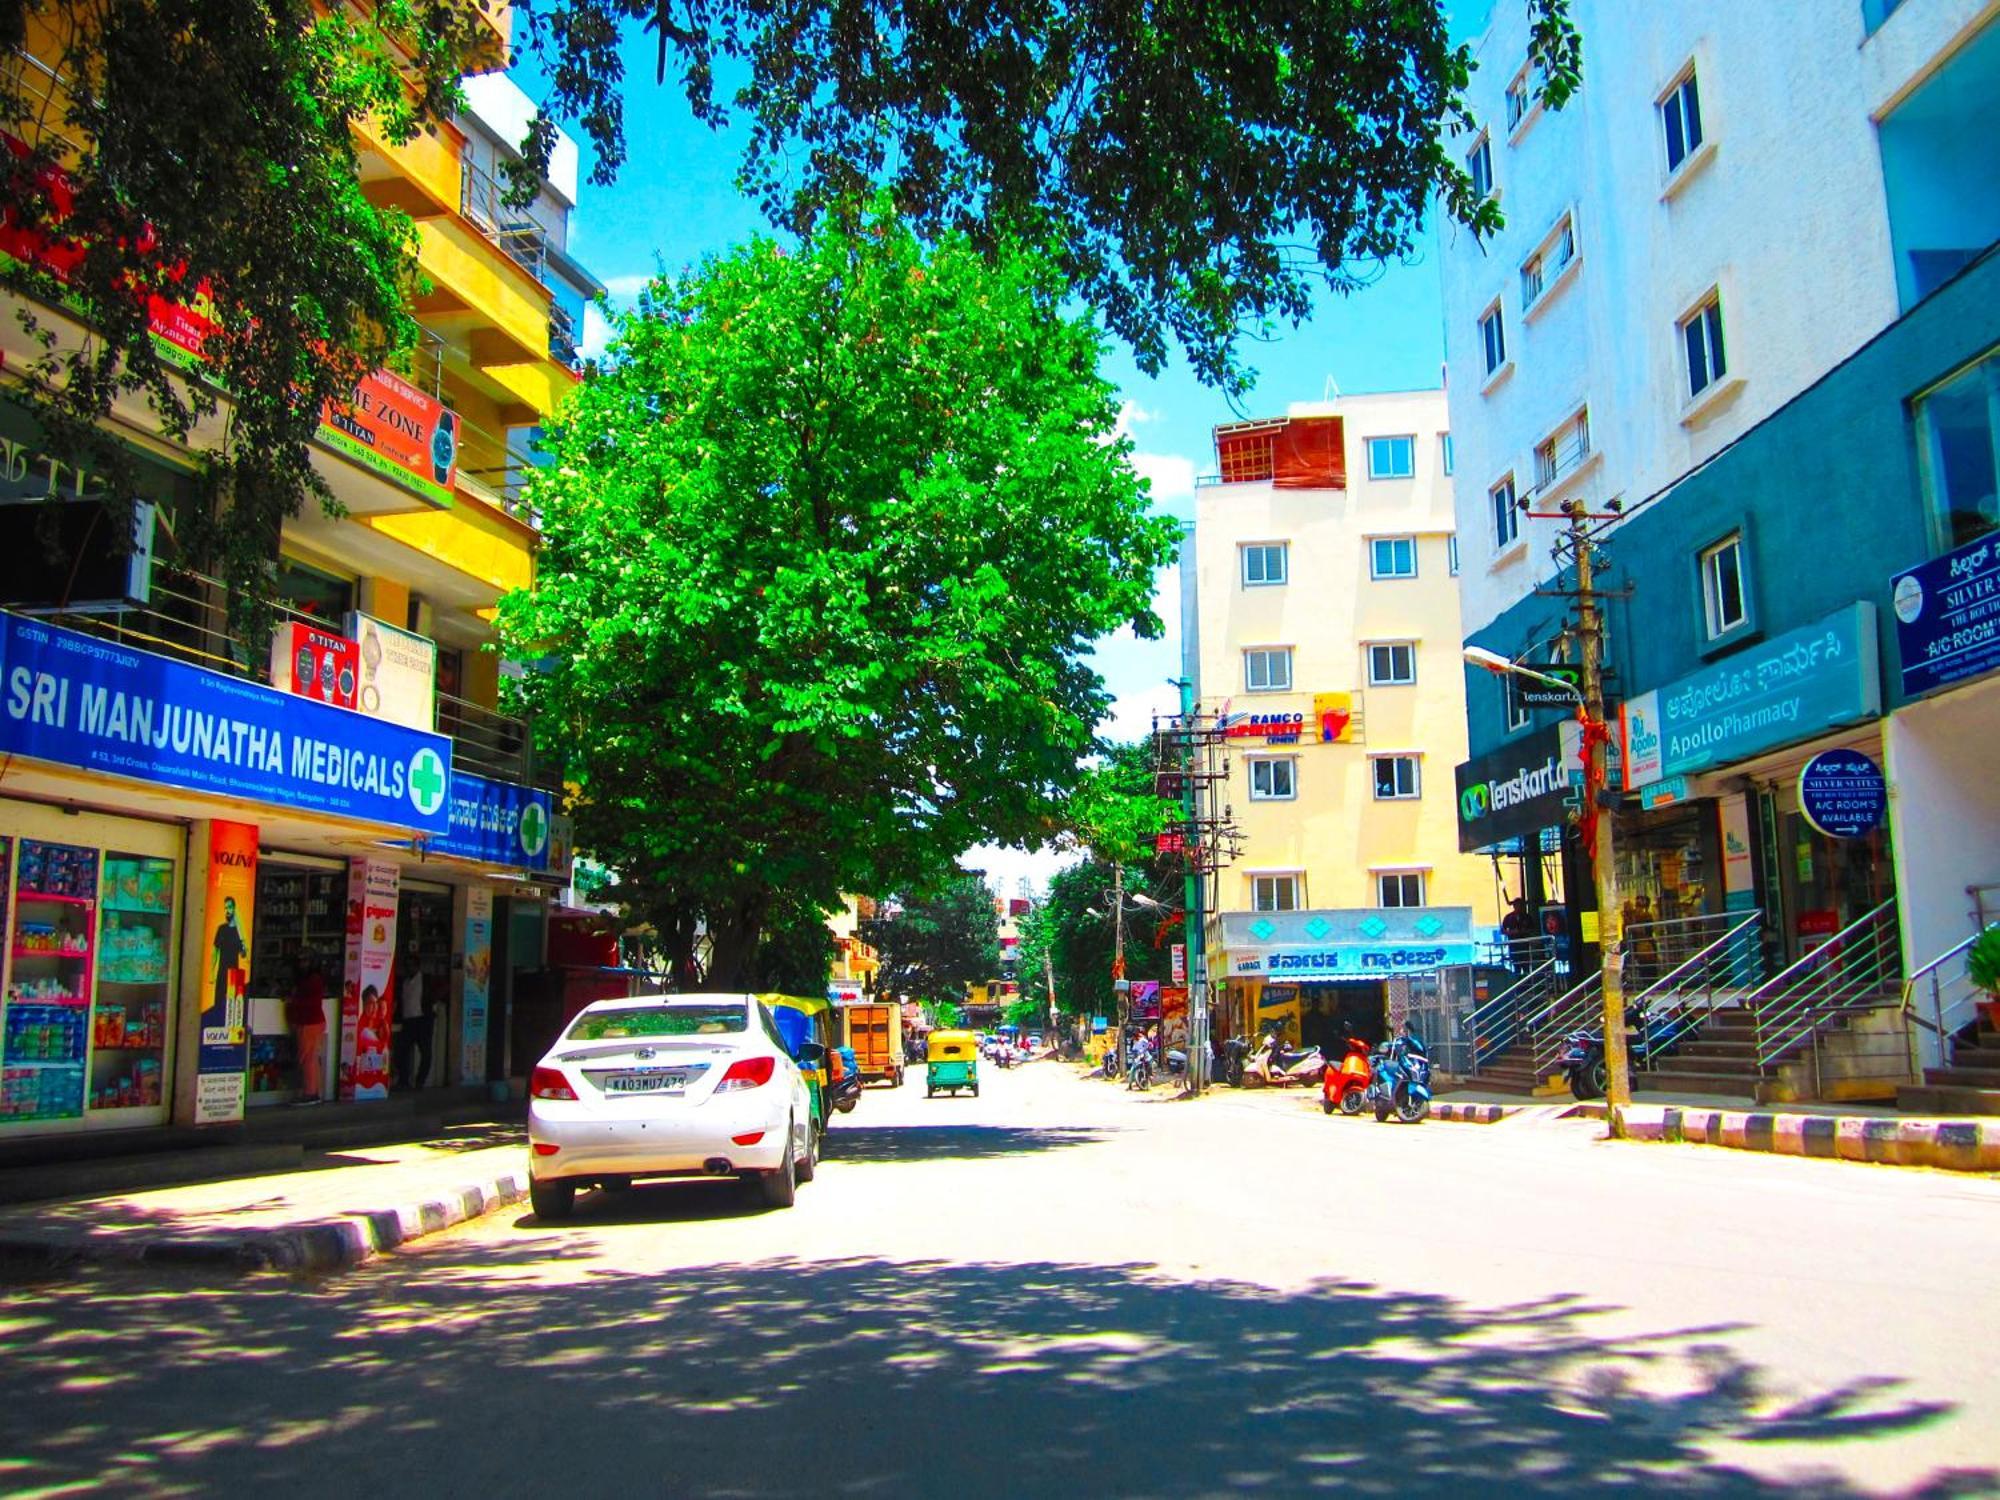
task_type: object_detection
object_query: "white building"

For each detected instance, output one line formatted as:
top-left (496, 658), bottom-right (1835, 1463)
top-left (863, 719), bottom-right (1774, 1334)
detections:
top-left (1441, 0), bottom-right (1996, 637)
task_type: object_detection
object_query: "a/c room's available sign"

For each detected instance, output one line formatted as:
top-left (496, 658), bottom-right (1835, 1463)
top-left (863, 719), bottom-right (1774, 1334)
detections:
top-left (1798, 749), bottom-right (1887, 839)
top-left (1892, 534), bottom-right (2000, 698)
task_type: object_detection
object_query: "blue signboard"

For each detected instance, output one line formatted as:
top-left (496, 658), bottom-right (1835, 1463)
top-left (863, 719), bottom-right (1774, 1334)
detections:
top-left (0, 613), bottom-right (453, 834)
top-left (1622, 603), bottom-right (1882, 786)
top-left (1798, 749), bottom-right (1887, 838)
top-left (1891, 534), bottom-right (2000, 698)
top-left (433, 771), bottom-right (552, 870)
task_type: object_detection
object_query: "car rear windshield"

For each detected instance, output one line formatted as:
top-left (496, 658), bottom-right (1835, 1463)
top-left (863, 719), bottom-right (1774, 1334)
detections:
top-left (566, 1005), bottom-right (748, 1041)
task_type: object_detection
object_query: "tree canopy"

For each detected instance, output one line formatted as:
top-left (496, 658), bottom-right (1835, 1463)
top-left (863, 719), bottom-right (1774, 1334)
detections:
top-left (860, 873), bottom-right (1001, 1007)
top-left (1016, 859), bottom-right (1178, 1025)
top-left (498, 203), bottom-right (1178, 983)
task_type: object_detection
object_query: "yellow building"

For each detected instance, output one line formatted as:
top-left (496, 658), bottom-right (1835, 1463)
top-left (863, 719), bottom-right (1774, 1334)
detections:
top-left (0, 18), bottom-right (595, 1138)
top-left (1189, 390), bottom-right (1498, 1053)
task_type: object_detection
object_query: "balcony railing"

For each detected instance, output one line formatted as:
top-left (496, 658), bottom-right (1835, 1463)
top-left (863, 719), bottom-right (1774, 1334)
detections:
top-left (24, 566), bottom-right (555, 791)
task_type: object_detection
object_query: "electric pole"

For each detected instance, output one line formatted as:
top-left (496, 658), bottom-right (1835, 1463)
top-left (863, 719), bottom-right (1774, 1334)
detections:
top-left (1180, 675), bottom-right (1207, 1091)
top-left (1110, 862), bottom-right (1128, 1069)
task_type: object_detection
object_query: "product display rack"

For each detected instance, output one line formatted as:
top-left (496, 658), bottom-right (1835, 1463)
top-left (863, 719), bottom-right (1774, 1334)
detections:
top-left (90, 855), bottom-right (174, 1113)
top-left (251, 867), bottom-right (348, 1096)
top-left (2, 839), bottom-right (97, 1122)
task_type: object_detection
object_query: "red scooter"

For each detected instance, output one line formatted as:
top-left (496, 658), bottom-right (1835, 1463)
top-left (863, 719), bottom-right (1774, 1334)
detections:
top-left (1320, 1034), bottom-right (1373, 1116)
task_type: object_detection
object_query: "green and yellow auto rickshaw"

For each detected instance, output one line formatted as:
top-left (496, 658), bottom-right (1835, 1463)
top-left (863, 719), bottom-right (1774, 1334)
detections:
top-left (925, 1028), bottom-right (980, 1098)
top-left (764, 993), bottom-right (835, 1141)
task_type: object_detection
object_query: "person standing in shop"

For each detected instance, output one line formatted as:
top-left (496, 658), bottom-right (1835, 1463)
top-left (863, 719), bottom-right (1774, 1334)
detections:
top-left (395, 952), bottom-right (434, 1091)
top-left (287, 964), bottom-right (328, 1104)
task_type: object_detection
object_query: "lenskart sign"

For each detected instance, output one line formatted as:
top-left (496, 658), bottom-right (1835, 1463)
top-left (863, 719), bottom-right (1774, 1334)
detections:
top-left (1454, 725), bottom-right (1571, 852)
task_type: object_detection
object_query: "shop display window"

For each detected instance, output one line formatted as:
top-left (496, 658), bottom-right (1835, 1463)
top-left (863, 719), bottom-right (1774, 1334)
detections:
top-left (90, 854), bottom-right (174, 1113)
top-left (251, 866), bottom-right (347, 1097)
top-left (3, 839), bottom-right (96, 1122)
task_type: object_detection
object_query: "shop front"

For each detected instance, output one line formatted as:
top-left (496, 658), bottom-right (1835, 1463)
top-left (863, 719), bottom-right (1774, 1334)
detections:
top-left (1453, 723), bottom-right (1596, 960)
top-left (1621, 602), bottom-right (1891, 969)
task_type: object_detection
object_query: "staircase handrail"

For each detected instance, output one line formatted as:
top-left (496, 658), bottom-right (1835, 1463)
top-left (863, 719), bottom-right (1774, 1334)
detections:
top-left (1625, 910), bottom-right (1766, 1009)
top-left (1532, 969), bottom-right (1604, 1075)
top-left (1753, 898), bottom-right (1901, 1068)
top-left (1900, 930), bottom-right (1983, 1070)
top-left (1466, 953), bottom-right (1559, 1071)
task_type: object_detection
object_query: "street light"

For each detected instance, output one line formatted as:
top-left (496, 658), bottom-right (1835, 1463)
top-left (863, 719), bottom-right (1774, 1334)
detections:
top-left (1462, 642), bottom-right (1631, 1135)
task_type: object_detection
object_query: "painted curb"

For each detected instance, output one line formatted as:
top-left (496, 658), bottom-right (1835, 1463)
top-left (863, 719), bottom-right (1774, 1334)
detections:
top-left (1429, 1102), bottom-right (1516, 1125)
top-left (0, 1168), bottom-right (528, 1275)
top-left (1619, 1107), bottom-right (2000, 1173)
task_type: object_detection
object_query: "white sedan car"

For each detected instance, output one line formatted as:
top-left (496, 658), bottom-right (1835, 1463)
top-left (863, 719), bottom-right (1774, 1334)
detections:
top-left (527, 993), bottom-right (817, 1219)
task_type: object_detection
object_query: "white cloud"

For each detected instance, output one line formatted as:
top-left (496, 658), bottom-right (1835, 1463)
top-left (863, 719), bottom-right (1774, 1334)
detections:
top-left (1113, 399), bottom-right (1157, 440)
top-left (1128, 450), bottom-right (1197, 505)
top-left (581, 303), bottom-right (616, 361)
top-left (961, 843), bottom-right (1081, 900)
top-left (600, 272), bottom-right (653, 301)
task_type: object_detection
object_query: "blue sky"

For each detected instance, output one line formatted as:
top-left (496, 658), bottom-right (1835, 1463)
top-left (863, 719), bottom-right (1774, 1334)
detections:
top-left (522, 7), bottom-right (1491, 892)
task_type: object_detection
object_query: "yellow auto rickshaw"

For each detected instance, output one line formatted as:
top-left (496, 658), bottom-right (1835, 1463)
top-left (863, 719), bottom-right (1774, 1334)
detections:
top-left (925, 1029), bottom-right (980, 1098)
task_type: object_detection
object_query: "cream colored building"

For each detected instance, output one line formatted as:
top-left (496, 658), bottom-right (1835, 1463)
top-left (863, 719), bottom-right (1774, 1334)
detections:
top-left (1185, 389), bottom-right (1499, 1050)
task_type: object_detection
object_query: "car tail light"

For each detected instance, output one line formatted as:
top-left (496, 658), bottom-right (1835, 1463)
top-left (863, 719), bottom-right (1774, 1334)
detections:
top-left (530, 1066), bottom-right (578, 1101)
top-left (532, 1142), bottom-right (561, 1156)
top-left (731, 1131), bottom-right (765, 1146)
top-left (717, 1056), bottom-right (776, 1092)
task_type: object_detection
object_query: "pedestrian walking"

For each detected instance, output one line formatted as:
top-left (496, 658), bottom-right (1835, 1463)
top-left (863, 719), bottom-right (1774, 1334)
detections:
top-left (394, 956), bottom-right (434, 1091)
top-left (287, 964), bottom-right (328, 1103)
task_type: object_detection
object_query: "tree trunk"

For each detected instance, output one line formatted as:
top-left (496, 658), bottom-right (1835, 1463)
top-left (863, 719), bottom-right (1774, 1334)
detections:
top-left (704, 892), bottom-right (771, 991)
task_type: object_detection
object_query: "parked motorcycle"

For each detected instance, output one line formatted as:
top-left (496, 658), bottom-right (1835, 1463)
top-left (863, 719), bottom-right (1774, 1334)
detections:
top-left (1127, 1037), bottom-right (1156, 1090)
top-left (1560, 1004), bottom-right (1701, 1100)
top-left (1320, 1033), bottom-right (1374, 1116)
top-left (1365, 1032), bottom-right (1432, 1123)
top-left (1243, 1033), bottom-right (1325, 1088)
top-left (1220, 1036), bottom-right (1251, 1088)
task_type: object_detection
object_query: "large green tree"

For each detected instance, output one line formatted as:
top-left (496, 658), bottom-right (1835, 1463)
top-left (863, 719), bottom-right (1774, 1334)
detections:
top-left (2, 2), bottom-right (1577, 632)
top-left (861, 873), bottom-right (1001, 1007)
top-left (1017, 859), bottom-right (1177, 1025)
top-left (499, 203), bottom-right (1179, 983)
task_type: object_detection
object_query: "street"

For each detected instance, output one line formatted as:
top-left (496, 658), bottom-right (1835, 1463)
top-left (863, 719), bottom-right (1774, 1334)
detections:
top-left (2, 1064), bottom-right (1997, 1498)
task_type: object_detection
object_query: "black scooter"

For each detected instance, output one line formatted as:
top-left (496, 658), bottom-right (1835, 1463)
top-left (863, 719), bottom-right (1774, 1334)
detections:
top-left (1559, 1005), bottom-right (1701, 1100)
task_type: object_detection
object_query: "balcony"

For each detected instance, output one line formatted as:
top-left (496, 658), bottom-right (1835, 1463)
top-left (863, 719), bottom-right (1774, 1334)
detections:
top-left (29, 564), bottom-right (556, 790)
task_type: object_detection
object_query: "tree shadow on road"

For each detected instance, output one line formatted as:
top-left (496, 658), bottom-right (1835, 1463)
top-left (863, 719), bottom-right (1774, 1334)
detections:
top-left (0, 1247), bottom-right (1987, 1499)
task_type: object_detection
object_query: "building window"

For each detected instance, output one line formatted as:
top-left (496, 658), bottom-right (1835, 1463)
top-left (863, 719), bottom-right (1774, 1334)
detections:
top-left (1480, 304), bottom-right (1507, 377)
top-left (1660, 68), bottom-right (1704, 175)
top-left (1700, 532), bottom-right (1748, 638)
top-left (1441, 433), bottom-right (1454, 475)
top-left (1253, 875), bottom-right (1301, 912)
top-left (1534, 409), bottom-right (1591, 490)
top-left (1491, 475), bottom-right (1519, 549)
top-left (1681, 293), bottom-right (1728, 400)
top-left (1367, 435), bottom-right (1416, 480)
top-left (1522, 215), bottom-right (1578, 309)
top-left (1372, 756), bottom-right (1421, 800)
top-left (1243, 647), bottom-right (1293, 693)
top-left (1449, 534), bottom-right (1460, 575)
top-left (1367, 642), bottom-right (1416, 686)
top-left (1241, 542), bottom-right (1289, 587)
top-left (1370, 536), bottom-right (1417, 579)
top-left (1468, 135), bottom-right (1493, 199)
top-left (1915, 348), bottom-right (2000, 549)
top-left (1378, 872), bottom-right (1427, 908)
top-left (1505, 69), bottom-right (1532, 131)
top-left (1248, 757), bottom-right (1297, 801)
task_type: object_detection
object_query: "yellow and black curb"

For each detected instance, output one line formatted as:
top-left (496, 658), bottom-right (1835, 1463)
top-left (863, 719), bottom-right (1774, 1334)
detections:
top-left (1429, 1102), bottom-right (1515, 1125)
top-left (1622, 1106), bottom-right (2000, 1173)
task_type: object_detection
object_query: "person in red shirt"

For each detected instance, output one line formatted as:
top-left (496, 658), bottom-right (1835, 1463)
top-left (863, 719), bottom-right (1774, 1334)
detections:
top-left (287, 966), bottom-right (328, 1103)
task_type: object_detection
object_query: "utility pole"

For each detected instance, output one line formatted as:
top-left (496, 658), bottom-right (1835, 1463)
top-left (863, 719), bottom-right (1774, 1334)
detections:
top-left (1180, 674), bottom-right (1208, 1091)
top-left (1567, 506), bottom-right (1630, 1137)
top-left (1110, 861), bottom-right (1128, 1070)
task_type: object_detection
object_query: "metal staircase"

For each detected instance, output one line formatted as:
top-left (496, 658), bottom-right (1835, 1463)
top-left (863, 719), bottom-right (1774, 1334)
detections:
top-left (1898, 931), bottom-right (2000, 1115)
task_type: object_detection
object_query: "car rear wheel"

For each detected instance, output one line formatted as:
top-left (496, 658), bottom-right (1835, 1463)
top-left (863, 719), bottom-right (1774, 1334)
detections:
top-left (756, 1122), bottom-right (798, 1209)
top-left (530, 1179), bottom-right (575, 1221)
top-left (796, 1123), bottom-right (818, 1184)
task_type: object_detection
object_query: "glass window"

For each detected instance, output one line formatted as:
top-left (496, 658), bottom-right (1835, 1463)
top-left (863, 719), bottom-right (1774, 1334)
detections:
top-left (566, 1003), bottom-right (749, 1041)
top-left (1367, 642), bottom-right (1416, 686)
top-left (1491, 475), bottom-right (1519, 549)
top-left (1370, 537), bottom-right (1417, 579)
top-left (1252, 875), bottom-right (1301, 912)
top-left (1378, 872), bottom-right (1427, 908)
top-left (1506, 71), bottom-right (1532, 131)
top-left (273, 557), bottom-right (354, 624)
top-left (1661, 68), bottom-right (1704, 174)
top-left (1701, 533), bottom-right (1748, 638)
top-left (1248, 758), bottom-right (1297, 801)
top-left (1682, 294), bottom-right (1728, 399)
top-left (1915, 348), bottom-right (2000, 550)
top-left (1441, 433), bottom-right (1454, 475)
top-left (1480, 305), bottom-right (1507, 376)
top-left (1521, 253), bottom-right (1544, 308)
top-left (1367, 436), bottom-right (1416, 480)
top-left (1449, 534), bottom-right (1460, 576)
top-left (1372, 756), bottom-right (1421, 800)
top-left (1243, 647), bottom-right (1293, 692)
top-left (1468, 135), bottom-right (1493, 199)
top-left (1241, 542), bottom-right (1288, 587)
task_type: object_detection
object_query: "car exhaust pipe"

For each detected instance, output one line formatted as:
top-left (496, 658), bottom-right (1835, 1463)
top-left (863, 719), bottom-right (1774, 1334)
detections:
top-left (704, 1158), bottom-right (733, 1176)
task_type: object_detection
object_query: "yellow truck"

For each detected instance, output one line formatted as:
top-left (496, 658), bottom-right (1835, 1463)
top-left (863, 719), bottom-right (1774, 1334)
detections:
top-left (840, 1001), bottom-right (906, 1087)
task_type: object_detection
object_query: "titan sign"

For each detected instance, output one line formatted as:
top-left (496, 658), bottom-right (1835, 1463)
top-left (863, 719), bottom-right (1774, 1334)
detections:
top-left (1453, 725), bottom-right (1572, 853)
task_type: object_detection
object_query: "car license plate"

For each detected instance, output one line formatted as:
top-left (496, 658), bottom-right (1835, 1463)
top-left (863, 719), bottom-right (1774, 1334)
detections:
top-left (604, 1071), bottom-right (686, 1094)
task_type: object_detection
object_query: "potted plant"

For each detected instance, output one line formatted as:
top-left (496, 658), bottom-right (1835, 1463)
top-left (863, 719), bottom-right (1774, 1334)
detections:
top-left (1969, 924), bottom-right (2000, 1031)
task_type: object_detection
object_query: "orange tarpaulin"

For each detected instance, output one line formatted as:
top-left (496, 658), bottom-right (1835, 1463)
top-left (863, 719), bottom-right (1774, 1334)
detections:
top-left (1271, 415), bottom-right (1345, 489)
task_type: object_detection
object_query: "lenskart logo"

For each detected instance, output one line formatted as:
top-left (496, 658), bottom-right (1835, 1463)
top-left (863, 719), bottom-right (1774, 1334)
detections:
top-left (1459, 754), bottom-right (1564, 824)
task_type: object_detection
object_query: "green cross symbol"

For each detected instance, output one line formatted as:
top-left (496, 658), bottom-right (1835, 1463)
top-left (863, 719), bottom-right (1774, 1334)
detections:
top-left (407, 748), bottom-right (447, 816)
top-left (518, 800), bottom-right (548, 857)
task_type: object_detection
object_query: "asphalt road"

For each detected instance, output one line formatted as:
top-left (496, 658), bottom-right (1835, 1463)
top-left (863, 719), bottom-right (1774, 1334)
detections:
top-left (2, 1062), bottom-right (1997, 1498)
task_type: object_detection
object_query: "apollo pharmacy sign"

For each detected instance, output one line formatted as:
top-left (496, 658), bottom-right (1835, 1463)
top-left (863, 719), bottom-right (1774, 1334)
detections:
top-left (0, 612), bottom-right (453, 835)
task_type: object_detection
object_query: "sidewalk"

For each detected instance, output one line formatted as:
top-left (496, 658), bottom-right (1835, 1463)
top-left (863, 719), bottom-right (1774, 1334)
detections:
top-left (0, 1126), bottom-right (529, 1274)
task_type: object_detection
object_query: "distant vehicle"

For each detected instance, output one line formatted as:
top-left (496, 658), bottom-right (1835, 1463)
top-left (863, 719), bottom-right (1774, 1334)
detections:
top-left (841, 1001), bottom-right (906, 1087)
top-left (926, 1029), bottom-right (981, 1098)
top-left (526, 994), bottom-right (817, 1220)
top-left (1027, 1033), bottom-right (1044, 1052)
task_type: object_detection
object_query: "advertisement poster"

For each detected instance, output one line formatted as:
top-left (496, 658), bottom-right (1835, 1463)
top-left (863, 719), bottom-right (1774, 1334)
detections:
top-left (1314, 691), bottom-right (1361, 743)
top-left (339, 858), bottom-right (400, 1101)
top-left (316, 367), bottom-right (459, 508)
top-left (346, 612), bottom-right (438, 730)
top-left (269, 621), bottom-right (359, 709)
top-left (1128, 979), bottom-right (1161, 1020)
top-left (459, 885), bottom-right (492, 1086)
top-left (1171, 943), bottom-right (1187, 985)
top-left (1892, 533), bottom-right (2000, 697)
top-left (195, 820), bottom-right (257, 1125)
top-left (1160, 985), bottom-right (1189, 1055)
top-left (0, 613), bottom-right (454, 835)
